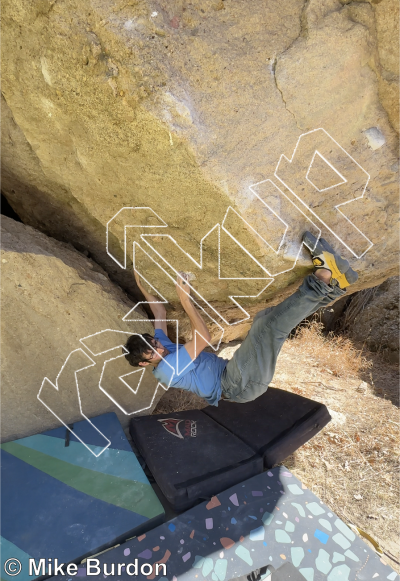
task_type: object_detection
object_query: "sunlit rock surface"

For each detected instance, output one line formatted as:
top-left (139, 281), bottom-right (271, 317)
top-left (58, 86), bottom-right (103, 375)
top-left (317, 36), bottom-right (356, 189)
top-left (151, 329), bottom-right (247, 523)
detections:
top-left (1, 216), bottom-right (160, 441)
top-left (2, 0), bottom-right (399, 343)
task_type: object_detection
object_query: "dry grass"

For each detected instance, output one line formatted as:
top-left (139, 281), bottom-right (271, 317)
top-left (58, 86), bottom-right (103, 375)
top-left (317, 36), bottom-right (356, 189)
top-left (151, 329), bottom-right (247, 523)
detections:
top-left (269, 330), bottom-right (399, 571)
top-left (153, 387), bottom-right (208, 415)
top-left (152, 326), bottom-right (399, 571)
top-left (281, 387), bottom-right (399, 570)
top-left (293, 320), bottom-right (372, 378)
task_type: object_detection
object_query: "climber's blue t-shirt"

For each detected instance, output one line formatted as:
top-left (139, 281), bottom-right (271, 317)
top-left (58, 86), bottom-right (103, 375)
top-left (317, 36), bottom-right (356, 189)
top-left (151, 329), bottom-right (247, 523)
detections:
top-left (151, 329), bottom-right (227, 406)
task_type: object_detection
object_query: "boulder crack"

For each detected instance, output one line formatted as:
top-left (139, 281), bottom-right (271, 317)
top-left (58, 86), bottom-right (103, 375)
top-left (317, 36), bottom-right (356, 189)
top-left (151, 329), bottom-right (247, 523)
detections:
top-left (269, 0), bottom-right (309, 131)
top-left (271, 57), bottom-right (301, 130)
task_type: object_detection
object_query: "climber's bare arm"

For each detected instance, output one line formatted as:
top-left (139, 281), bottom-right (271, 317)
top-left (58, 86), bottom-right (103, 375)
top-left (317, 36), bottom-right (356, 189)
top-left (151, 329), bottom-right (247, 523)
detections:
top-left (175, 273), bottom-right (211, 361)
top-left (134, 269), bottom-right (167, 334)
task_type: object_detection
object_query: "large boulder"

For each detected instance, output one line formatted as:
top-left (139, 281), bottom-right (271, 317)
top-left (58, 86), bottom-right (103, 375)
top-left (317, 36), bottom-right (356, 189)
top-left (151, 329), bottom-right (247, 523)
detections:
top-left (1, 216), bottom-right (161, 442)
top-left (345, 276), bottom-right (399, 363)
top-left (1, 0), bottom-right (399, 341)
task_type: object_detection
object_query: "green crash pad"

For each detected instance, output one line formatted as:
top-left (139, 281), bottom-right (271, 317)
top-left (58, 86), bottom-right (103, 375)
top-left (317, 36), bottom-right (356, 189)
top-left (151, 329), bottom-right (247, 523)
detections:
top-left (0, 412), bottom-right (164, 580)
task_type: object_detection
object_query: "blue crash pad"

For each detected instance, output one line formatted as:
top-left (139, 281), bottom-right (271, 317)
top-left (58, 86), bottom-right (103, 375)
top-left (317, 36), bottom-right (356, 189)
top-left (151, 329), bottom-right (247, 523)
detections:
top-left (0, 413), bottom-right (164, 580)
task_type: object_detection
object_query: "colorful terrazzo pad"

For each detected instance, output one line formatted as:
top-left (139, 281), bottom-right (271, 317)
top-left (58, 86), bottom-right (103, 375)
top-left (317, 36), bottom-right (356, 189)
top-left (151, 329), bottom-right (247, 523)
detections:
top-left (0, 413), bottom-right (164, 580)
top-left (48, 466), bottom-right (397, 581)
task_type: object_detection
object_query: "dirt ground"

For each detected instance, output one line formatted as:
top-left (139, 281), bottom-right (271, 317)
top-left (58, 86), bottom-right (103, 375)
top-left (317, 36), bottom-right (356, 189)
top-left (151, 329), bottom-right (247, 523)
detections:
top-left (153, 324), bottom-right (400, 571)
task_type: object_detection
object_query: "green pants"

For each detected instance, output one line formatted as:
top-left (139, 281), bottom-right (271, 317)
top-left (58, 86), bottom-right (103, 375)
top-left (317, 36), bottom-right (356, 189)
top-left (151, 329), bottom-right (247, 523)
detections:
top-left (220, 274), bottom-right (346, 403)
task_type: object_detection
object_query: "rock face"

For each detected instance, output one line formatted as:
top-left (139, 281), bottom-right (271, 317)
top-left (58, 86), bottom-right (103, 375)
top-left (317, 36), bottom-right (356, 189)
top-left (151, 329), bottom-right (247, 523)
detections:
top-left (1, 0), bottom-right (399, 342)
top-left (1, 216), bottom-right (161, 442)
top-left (346, 276), bottom-right (399, 363)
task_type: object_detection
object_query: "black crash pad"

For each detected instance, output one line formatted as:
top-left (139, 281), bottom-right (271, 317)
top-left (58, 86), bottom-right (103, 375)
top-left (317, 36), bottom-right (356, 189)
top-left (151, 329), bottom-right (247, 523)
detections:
top-left (204, 387), bottom-right (331, 468)
top-left (130, 409), bottom-right (263, 511)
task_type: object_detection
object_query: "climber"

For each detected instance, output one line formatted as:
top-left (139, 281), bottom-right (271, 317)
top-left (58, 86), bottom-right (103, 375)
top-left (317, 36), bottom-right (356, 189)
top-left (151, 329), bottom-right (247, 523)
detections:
top-left (123, 232), bottom-right (358, 405)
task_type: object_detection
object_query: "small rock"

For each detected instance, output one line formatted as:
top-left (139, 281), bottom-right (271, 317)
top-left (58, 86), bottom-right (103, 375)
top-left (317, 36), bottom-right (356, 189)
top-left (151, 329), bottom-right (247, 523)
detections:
top-left (354, 494), bottom-right (363, 500)
top-left (356, 381), bottom-right (368, 393)
top-left (363, 127), bottom-right (386, 150)
top-left (327, 409), bottom-right (346, 426)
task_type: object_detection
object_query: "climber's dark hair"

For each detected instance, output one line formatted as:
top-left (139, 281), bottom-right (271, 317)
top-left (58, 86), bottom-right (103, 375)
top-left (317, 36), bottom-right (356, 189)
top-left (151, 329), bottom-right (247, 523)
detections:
top-left (123, 333), bottom-right (154, 367)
